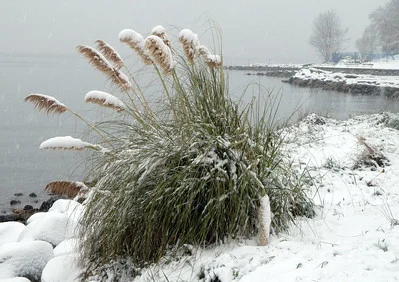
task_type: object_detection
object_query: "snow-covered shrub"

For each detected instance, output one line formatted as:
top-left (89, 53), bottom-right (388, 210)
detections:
top-left (25, 26), bottom-right (314, 279)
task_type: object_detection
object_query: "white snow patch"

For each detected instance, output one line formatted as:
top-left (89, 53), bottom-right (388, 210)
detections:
top-left (119, 29), bottom-right (145, 48)
top-left (151, 25), bottom-right (166, 35)
top-left (54, 238), bottom-right (78, 257)
top-left (0, 240), bottom-right (53, 280)
top-left (26, 212), bottom-right (46, 224)
top-left (39, 136), bottom-right (91, 150)
top-left (41, 254), bottom-right (82, 282)
top-left (179, 29), bottom-right (199, 45)
top-left (18, 211), bottom-right (78, 246)
top-left (0, 222), bottom-right (25, 248)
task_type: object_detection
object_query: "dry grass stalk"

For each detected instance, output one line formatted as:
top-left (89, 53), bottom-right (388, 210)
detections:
top-left (119, 29), bottom-right (153, 65)
top-left (145, 35), bottom-right (174, 74)
top-left (25, 94), bottom-right (67, 115)
top-left (179, 29), bottom-right (199, 64)
top-left (45, 180), bottom-right (89, 199)
top-left (151, 25), bottom-right (171, 47)
top-left (76, 45), bottom-right (131, 91)
top-left (95, 40), bottom-right (125, 69)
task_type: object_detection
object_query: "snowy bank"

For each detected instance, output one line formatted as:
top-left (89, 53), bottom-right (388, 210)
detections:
top-left (285, 68), bottom-right (399, 98)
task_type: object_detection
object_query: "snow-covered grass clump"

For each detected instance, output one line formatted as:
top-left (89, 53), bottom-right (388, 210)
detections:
top-left (25, 26), bottom-right (315, 280)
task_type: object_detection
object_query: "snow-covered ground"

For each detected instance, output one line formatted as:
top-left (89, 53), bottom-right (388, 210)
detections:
top-left (1, 113), bottom-right (399, 281)
top-left (319, 55), bottom-right (399, 70)
top-left (293, 68), bottom-right (399, 89)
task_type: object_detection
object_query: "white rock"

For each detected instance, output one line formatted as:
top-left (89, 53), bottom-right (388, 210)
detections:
top-left (49, 199), bottom-right (83, 220)
top-left (0, 240), bottom-right (53, 280)
top-left (18, 211), bottom-right (77, 246)
top-left (54, 238), bottom-right (78, 257)
top-left (41, 254), bottom-right (82, 282)
top-left (0, 222), bottom-right (25, 248)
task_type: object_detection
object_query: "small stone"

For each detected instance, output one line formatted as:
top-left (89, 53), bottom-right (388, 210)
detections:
top-left (39, 196), bottom-right (61, 212)
top-left (23, 205), bottom-right (34, 210)
top-left (29, 192), bottom-right (38, 198)
top-left (10, 200), bottom-right (21, 206)
top-left (14, 193), bottom-right (24, 197)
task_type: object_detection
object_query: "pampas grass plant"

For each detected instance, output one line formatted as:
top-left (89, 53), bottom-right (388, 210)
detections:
top-left (25, 25), bottom-right (315, 281)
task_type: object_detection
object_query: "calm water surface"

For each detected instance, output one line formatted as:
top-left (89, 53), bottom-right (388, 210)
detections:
top-left (1, 54), bottom-right (399, 211)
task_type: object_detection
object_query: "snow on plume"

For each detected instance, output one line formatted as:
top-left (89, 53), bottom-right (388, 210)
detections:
top-left (119, 29), bottom-right (153, 65)
top-left (39, 136), bottom-right (92, 151)
top-left (145, 35), bottom-right (174, 74)
top-left (85, 90), bottom-right (125, 112)
top-left (119, 29), bottom-right (145, 49)
top-left (179, 29), bottom-right (200, 63)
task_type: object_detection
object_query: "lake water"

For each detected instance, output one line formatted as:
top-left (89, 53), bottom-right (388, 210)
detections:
top-left (1, 54), bottom-right (399, 212)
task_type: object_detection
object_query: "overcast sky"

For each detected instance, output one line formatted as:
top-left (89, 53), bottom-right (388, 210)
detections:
top-left (0, 0), bottom-right (387, 64)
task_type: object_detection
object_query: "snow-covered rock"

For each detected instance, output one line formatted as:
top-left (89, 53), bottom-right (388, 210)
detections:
top-left (18, 211), bottom-right (77, 246)
top-left (0, 222), bottom-right (25, 247)
top-left (0, 240), bottom-right (53, 280)
top-left (49, 199), bottom-right (83, 219)
top-left (41, 254), bottom-right (82, 282)
top-left (54, 238), bottom-right (78, 257)
top-left (17, 200), bottom-right (82, 246)
top-left (26, 212), bottom-right (46, 224)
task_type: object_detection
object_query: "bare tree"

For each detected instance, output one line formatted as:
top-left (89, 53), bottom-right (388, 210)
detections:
top-left (309, 10), bottom-right (347, 63)
top-left (356, 25), bottom-right (379, 60)
top-left (370, 0), bottom-right (399, 56)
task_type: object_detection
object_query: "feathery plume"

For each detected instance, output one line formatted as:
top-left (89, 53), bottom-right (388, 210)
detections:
top-left (95, 40), bottom-right (124, 69)
top-left (25, 94), bottom-right (67, 115)
top-left (179, 29), bottom-right (200, 64)
top-left (45, 180), bottom-right (89, 199)
top-left (197, 45), bottom-right (222, 68)
top-left (76, 45), bottom-right (131, 91)
top-left (85, 90), bottom-right (125, 112)
top-left (144, 35), bottom-right (174, 74)
top-left (151, 25), bottom-right (170, 47)
top-left (119, 29), bottom-right (153, 65)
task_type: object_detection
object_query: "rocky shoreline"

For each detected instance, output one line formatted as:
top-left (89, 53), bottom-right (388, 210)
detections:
top-left (284, 76), bottom-right (399, 98)
top-left (283, 68), bottom-right (399, 98)
top-left (0, 196), bottom-right (62, 223)
top-left (245, 70), bottom-right (296, 78)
